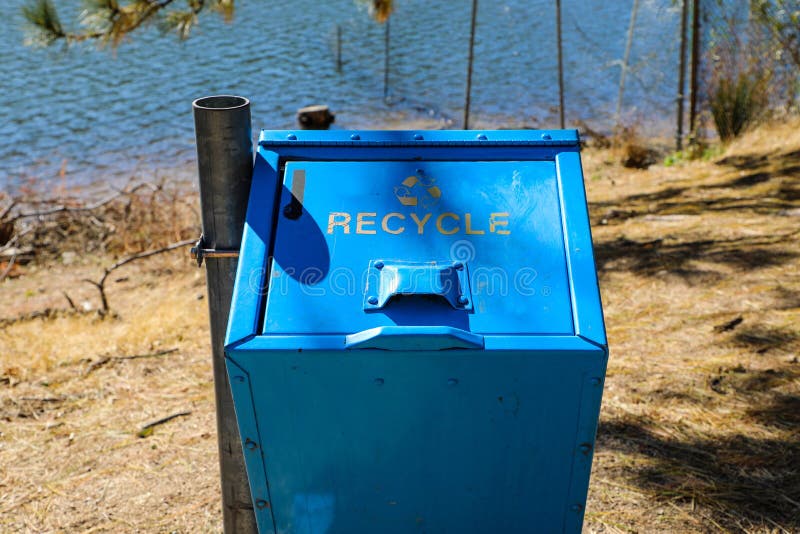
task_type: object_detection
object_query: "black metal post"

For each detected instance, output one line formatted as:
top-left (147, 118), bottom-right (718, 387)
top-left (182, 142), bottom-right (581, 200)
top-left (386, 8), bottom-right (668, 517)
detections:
top-left (676, 0), bottom-right (688, 150)
top-left (192, 95), bottom-right (257, 534)
top-left (689, 0), bottom-right (701, 137)
top-left (464, 0), bottom-right (479, 129)
top-left (384, 19), bottom-right (390, 99)
top-left (556, 0), bottom-right (565, 129)
top-left (337, 24), bottom-right (343, 73)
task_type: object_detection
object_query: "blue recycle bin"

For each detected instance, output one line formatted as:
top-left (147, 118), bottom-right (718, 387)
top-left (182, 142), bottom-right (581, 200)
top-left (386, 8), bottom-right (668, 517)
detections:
top-left (225, 130), bottom-right (608, 533)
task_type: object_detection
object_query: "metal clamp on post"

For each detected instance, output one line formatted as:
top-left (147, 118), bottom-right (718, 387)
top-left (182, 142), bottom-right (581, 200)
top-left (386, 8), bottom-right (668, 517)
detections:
top-left (190, 235), bottom-right (240, 267)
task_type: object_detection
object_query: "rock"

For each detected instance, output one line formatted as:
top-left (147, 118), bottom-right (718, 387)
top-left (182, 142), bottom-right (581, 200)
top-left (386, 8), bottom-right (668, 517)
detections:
top-left (296, 105), bottom-right (335, 130)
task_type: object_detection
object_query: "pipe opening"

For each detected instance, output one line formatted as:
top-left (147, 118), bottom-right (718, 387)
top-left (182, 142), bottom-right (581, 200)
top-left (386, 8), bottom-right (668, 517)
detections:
top-left (193, 95), bottom-right (249, 111)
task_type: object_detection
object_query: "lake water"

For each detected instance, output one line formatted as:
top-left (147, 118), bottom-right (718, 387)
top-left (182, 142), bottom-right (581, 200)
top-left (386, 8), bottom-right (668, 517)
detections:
top-left (1, 0), bottom-right (685, 189)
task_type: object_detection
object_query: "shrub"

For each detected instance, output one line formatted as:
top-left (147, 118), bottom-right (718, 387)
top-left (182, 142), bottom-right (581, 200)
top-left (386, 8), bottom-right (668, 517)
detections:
top-left (709, 72), bottom-right (769, 141)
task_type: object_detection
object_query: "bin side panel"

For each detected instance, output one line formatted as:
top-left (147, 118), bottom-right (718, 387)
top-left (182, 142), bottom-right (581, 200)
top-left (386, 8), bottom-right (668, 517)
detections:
top-left (555, 152), bottom-right (607, 348)
top-left (229, 348), bottom-right (605, 534)
top-left (227, 149), bottom-right (282, 345)
top-left (226, 357), bottom-right (277, 533)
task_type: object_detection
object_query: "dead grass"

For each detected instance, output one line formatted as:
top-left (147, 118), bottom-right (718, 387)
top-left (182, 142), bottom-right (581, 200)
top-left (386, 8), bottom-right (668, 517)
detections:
top-left (0, 255), bottom-right (218, 533)
top-left (583, 118), bottom-right (800, 533)
top-left (1, 119), bottom-right (799, 532)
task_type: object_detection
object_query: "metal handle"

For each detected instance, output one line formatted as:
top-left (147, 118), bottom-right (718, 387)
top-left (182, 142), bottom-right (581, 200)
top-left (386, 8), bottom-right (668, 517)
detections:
top-left (345, 326), bottom-right (484, 350)
top-left (363, 260), bottom-right (473, 311)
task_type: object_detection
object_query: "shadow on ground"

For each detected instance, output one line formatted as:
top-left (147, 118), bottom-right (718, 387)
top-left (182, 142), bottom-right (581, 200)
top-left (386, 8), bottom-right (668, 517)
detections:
top-left (597, 361), bottom-right (800, 530)
top-left (589, 146), bottom-right (800, 285)
top-left (594, 232), bottom-right (799, 284)
top-left (590, 146), bottom-right (800, 228)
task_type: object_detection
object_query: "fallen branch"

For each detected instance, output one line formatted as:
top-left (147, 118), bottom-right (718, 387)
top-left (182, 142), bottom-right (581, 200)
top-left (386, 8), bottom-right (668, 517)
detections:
top-left (137, 410), bottom-right (192, 438)
top-left (0, 255), bottom-right (16, 282)
top-left (62, 291), bottom-right (77, 311)
top-left (0, 307), bottom-right (90, 329)
top-left (84, 239), bottom-right (195, 316)
top-left (4, 183), bottom-right (151, 224)
top-left (85, 347), bottom-right (178, 375)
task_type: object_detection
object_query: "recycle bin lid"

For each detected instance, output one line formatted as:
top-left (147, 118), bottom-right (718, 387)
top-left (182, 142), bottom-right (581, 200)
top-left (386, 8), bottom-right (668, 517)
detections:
top-left (226, 130), bottom-right (606, 350)
top-left (264, 159), bottom-right (573, 336)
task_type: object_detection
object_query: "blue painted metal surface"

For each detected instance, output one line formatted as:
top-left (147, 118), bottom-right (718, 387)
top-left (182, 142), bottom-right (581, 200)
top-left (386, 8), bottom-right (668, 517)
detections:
top-left (225, 129), bottom-right (608, 533)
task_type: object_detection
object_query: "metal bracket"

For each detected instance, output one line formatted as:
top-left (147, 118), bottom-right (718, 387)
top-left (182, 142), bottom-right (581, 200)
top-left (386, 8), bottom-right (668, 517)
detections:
top-left (190, 235), bottom-right (240, 267)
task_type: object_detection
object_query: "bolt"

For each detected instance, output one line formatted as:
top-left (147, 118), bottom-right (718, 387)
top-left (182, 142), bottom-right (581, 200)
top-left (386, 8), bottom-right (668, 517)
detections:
top-left (447, 378), bottom-right (459, 386)
top-left (476, 134), bottom-right (488, 140)
top-left (590, 377), bottom-right (602, 386)
top-left (374, 378), bottom-right (385, 386)
top-left (416, 168), bottom-right (424, 175)
top-left (458, 295), bottom-right (469, 306)
top-left (255, 499), bottom-right (270, 509)
top-left (245, 438), bottom-right (258, 451)
top-left (571, 503), bottom-right (584, 511)
top-left (350, 133), bottom-right (361, 140)
top-left (413, 134), bottom-right (424, 141)
top-left (368, 296), bottom-right (378, 305)
top-left (286, 133), bottom-right (297, 140)
top-left (283, 203), bottom-right (301, 219)
top-left (374, 261), bottom-right (384, 270)
top-left (578, 442), bottom-right (592, 455)
top-left (453, 262), bottom-right (464, 270)
top-left (233, 375), bottom-right (245, 383)
top-left (541, 133), bottom-right (552, 140)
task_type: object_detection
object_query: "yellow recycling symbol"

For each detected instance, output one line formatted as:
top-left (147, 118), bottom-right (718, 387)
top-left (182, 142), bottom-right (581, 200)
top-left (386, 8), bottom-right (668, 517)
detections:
top-left (394, 175), bottom-right (442, 209)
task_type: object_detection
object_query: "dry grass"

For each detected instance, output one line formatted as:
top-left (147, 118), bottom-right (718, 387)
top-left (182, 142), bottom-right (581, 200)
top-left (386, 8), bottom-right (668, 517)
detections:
top-left (0, 256), bottom-right (219, 532)
top-left (583, 118), bottom-right (800, 533)
top-left (1, 119), bottom-right (799, 532)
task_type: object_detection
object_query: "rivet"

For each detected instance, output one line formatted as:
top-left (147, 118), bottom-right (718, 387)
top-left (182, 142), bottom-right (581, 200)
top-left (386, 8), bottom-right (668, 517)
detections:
top-left (286, 134), bottom-right (297, 140)
top-left (453, 262), bottom-right (464, 270)
top-left (350, 134), bottom-right (360, 140)
top-left (458, 295), bottom-right (469, 306)
top-left (245, 438), bottom-right (258, 451)
top-left (476, 134), bottom-right (488, 140)
top-left (416, 168), bottom-right (424, 175)
top-left (590, 377), bottom-right (602, 386)
top-left (374, 261), bottom-right (384, 270)
top-left (374, 378), bottom-right (385, 386)
top-left (233, 375), bottom-right (245, 383)
top-left (413, 134), bottom-right (424, 141)
top-left (571, 503), bottom-right (584, 511)
top-left (447, 378), bottom-right (459, 386)
top-left (579, 442), bottom-right (592, 454)
top-left (541, 133), bottom-right (552, 140)
top-left (368, 296), bottom-right (378, 305)
top-left (255, 499), bottom-right (270, 509)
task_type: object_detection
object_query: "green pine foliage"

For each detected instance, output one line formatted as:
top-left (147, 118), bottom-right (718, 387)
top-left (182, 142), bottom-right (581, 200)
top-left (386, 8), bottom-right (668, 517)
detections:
top-left (21, 0), bottom-right (237, 47)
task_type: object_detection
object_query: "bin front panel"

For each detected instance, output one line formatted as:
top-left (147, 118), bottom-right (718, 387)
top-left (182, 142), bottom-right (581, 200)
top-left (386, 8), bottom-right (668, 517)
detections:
top-left (263, 160), bottom-right (574, 336)
top-left (228, 346), bottom-right (606, 534)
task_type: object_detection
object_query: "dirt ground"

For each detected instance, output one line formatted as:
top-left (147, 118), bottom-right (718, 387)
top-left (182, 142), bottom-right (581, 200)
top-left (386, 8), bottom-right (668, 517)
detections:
top-left (1, 122), bottom-right (798, 533)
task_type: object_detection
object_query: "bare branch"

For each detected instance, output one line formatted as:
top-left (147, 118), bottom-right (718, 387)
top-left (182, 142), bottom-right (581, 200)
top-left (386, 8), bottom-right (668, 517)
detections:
top-left (0, 255), bottom-right (16, 282)
top-left (7, 183), bottom-right (151, 224)
top-left (62, 291), bottom-right (78, 311)
top-left (85, 347), bottom-right (178, 375)
top-left (0, 200), bottom-right (17, 221)
top-left (84, 238), bottom-right (195, 316)
top-left (137, 410), bottom-right (192, 438)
